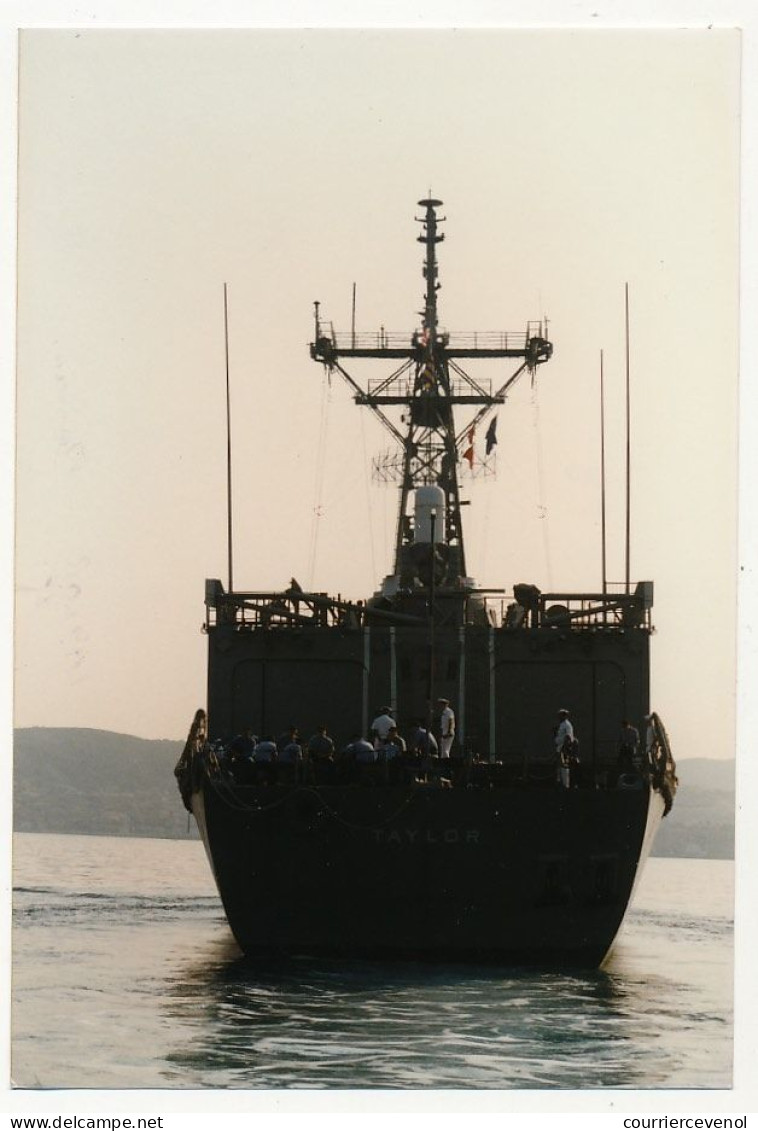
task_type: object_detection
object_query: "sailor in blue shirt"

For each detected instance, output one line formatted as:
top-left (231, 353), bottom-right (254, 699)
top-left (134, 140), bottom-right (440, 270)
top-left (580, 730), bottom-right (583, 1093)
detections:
top-left (279, 740), bottom-right (302, 765)
top-left (408, 722), bottom-right (438, 757)
top-left (307, 725), bottom-right (335, 761)
top-left (253, 737), bottom-right (277, 763)
top-left (344, 736), bottom-right (377, 764)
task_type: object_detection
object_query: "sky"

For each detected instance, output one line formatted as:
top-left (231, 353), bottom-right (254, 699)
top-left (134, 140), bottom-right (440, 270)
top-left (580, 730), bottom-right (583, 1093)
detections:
top-left (12, 25), bottom-right (742, 763)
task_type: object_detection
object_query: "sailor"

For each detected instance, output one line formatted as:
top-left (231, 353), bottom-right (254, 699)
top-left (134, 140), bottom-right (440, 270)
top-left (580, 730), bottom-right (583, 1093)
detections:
top-left (288, 577), bottom-right (303, 617)
top-left (228, 727), bottom-right (257, 784)
top-left (276, 725), bottom-right (300, 754)
top-left (252, 736), bottom-right (277, 763)
top-left (251, 735), bottom-right (277, 786)
top-left (279, 738), bottom-right (302, 765)
top-left (378, 726), bottom-right (406, 784)
top-left (408, 721), bottom-right (438, 757)
top-left (438, 698), bottom-right (455, 759)
top-left (618, 719), bottom-right (640, 771)
top-left (513, 583), bottom-right (541, 628)
top-left (344, 735), bottom-right (377, 764)
top-left (381, 725), bottom-right (407, 759)
top-left (370, 706), bottom-right (395, 749)
top-left (378, 726), bottom-right (404, 766)
top-left (554, 709), bottom-right (574, 755)
top-left (278, 736), bottom-right (303, 784)
top-left (208, 738), bottom-right (227, 776)
top-left (554, 708), bottom-right (574, 789)
top-left (229, 727), bottom-right (257, 760)
top-left (307, 725), bottom-right (335, 762)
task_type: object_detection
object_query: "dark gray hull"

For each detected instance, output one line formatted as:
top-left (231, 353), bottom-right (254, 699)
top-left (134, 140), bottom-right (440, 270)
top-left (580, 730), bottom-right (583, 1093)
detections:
top-left (192, 777), bottom-right (664, 967)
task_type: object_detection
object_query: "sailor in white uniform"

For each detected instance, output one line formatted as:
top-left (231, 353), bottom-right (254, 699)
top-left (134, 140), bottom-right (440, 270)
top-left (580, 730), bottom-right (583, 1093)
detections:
top-left (370, 706), bottom-right (395, 750)
top-left (554, 708), bottom-right (574, 753)
top-left (438, 698), bottom-right (455, 759)
top-left (554, 708), bottom-right (574, 788)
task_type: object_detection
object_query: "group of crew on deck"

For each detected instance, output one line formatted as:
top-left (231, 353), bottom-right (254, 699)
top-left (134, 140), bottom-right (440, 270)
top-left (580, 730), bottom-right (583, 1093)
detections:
top-left (207, 698), bottom-right (459, 787)
top-left (554, 709), bottom-right (656, 789)
top-left (205, 702), bottom-right (656, 789)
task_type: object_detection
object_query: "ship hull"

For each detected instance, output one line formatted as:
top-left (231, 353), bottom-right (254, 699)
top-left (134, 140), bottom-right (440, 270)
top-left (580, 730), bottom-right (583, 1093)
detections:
top-left (192, 778), bottom-right (664, 967)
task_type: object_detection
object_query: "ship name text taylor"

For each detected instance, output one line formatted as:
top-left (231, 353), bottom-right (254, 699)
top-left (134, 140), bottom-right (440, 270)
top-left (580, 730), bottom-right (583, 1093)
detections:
top-left (373, 828), bottom-right (481, 845)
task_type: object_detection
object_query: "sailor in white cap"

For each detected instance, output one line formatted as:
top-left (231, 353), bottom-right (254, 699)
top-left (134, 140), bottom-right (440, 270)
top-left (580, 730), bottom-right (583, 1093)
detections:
top-left (554, 708), bottom-right (573, 753)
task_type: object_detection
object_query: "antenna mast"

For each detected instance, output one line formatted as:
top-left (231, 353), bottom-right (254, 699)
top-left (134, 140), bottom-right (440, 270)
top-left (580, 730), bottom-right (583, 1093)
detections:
top-left (310, 198), bottom-right (553, 594)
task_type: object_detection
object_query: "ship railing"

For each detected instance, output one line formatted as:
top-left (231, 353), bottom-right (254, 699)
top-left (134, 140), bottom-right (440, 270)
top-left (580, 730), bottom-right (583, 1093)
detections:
top-left (207, 748), bottom-right (656, 793)
top-left (437, 327), bottom-right (545, 351)
top-left (315, 328), bottom-right (543, 353)
top-left (488, 581), bottom-right (653, 631)
top-left (204, 583), bottom-right (652, 633)
top-left (476, 745), bottom-right (655, 790)
top-left (204, 581), bottom-right (366, 630)
top-left (328, 330), bottom-right (421, 351)
top-left (366, 374), bottom-right (493, 398)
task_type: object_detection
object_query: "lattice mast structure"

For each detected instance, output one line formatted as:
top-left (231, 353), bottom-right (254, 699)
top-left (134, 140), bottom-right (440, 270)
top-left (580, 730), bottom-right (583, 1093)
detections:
top-left (310, 198), bottom-right (553, 590)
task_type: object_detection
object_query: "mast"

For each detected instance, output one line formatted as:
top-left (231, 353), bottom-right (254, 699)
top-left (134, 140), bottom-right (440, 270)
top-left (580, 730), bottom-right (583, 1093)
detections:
top-left (310, 198), bottom-right (553, 593)
top-left (420, 196), bottom-right (442, 336)
top-left (395, 198), bottom-right (466, 578)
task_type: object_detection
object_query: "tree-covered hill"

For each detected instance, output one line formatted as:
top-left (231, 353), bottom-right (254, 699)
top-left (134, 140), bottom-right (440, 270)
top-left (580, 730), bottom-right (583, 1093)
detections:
top-left (13, 727), bottom-right (192, 839)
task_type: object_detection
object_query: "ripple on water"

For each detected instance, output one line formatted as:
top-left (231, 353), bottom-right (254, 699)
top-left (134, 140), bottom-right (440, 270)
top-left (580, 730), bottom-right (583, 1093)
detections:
top-left (11, 837), bottom-right (734, 1090)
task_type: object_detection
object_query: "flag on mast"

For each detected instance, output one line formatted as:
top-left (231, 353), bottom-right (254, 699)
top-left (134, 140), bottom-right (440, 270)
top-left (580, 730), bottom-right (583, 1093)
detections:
top-left (419, 360), bottom-right (435, 391)
top-left (485, 416), bottom-right (498, 455)
top-left (463, 425), bottom-right (475, 468)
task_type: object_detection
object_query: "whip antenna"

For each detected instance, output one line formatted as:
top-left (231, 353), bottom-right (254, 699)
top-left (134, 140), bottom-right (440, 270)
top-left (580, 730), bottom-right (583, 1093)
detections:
top-left (624, 283), bottom-right (631, 594)
top-left (224, 282), bottom-right (234, 594)
top-left (600, 348), bottom-right (607, 599)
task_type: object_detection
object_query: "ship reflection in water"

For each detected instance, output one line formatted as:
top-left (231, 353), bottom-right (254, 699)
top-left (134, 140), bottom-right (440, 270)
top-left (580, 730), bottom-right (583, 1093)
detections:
top-left (163, 904), bottom-right (730, 1091)
top-left (165, 956), bottom-right (628, 1089)
top-left (11, 836), bottom-right (732, 1090)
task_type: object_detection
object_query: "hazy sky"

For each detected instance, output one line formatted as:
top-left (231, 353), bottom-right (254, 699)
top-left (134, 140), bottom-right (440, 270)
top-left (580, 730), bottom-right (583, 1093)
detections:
top-left (13, 26), bottom-right (741, 764)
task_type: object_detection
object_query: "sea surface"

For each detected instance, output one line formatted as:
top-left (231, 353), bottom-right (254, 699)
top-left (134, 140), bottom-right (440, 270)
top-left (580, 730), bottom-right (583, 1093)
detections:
top-left (11, 832), bottom-right (733, 1091)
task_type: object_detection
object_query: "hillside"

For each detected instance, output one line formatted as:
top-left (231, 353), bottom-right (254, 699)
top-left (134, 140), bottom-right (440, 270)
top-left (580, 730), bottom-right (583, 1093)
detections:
top-left (12, 728), bottom-right (735, 856)
top-left (651, 758), bottom-right (734, 859)
top-left (13, 727), bottom-right (193, 839)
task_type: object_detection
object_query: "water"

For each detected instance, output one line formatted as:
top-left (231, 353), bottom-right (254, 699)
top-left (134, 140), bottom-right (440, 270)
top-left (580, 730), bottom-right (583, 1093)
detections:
top-left (11, 832), bottom-right (733, 1091)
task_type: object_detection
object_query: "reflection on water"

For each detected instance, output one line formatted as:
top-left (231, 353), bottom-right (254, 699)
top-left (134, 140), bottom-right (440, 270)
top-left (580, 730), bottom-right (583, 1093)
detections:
top-left (12, 836), bottom-right (733, 1091)
top-left (163, 943), bottom-right (678, 1089)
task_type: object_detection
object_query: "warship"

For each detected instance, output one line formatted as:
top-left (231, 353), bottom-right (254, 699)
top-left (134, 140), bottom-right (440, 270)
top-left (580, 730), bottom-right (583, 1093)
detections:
top-left (175, 198), bottom-right (677, 967)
